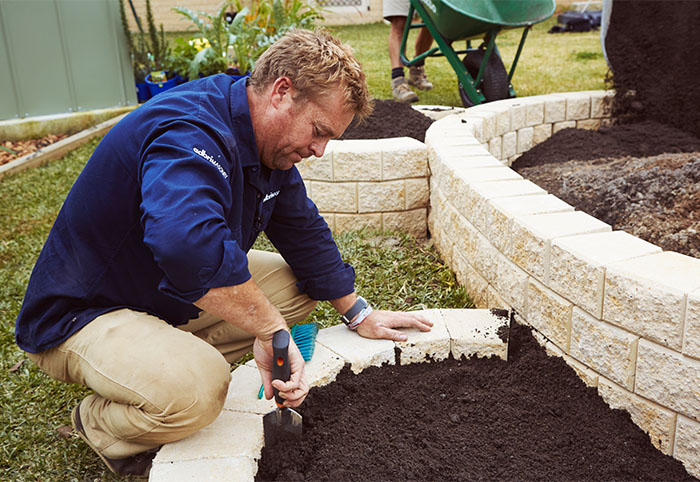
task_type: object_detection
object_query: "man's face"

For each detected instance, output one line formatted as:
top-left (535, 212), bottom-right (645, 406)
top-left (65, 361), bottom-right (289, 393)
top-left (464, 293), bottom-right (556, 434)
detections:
top-left (259, 83), bottom-right (355, 171)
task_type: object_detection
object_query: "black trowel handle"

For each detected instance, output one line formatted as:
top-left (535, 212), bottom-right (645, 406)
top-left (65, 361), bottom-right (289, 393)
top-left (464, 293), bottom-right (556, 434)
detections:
top-left (271, 329), bottom-right (291, 407)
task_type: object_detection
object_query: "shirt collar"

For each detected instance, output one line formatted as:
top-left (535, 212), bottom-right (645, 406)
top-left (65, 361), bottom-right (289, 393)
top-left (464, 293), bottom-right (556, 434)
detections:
top-left (229, 77), bottom-right (261, 168)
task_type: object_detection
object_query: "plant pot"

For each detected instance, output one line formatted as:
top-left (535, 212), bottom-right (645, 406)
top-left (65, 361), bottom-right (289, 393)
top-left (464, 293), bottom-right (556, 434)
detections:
top-left (145, 72), bottom-right (179, 98)
top-left (135, 82), bottom-right (151, 103)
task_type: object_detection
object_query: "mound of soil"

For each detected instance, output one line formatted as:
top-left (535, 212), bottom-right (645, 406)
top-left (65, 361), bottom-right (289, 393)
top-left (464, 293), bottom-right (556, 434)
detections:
top-left (340, 99), bottom-right (434, 142)
top-left (256, 323), bottom-right (695, 481)
top-left (512, 124), bottom-right (700, 258)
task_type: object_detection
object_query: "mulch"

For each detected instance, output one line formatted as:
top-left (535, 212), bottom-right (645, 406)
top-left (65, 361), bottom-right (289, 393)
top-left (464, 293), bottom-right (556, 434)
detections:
top-left (256, 323), bottom-right (696, 481)
top-left (0, 134), bottom-right (67, 166)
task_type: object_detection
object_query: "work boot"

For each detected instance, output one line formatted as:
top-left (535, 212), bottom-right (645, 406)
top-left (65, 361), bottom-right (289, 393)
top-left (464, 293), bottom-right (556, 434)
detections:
top-left (71, 402), bottom-right (159, 478)
top-left (408, 65), bottom-right (434, 91)
top-left (391, 77), bottom-right (419, 103)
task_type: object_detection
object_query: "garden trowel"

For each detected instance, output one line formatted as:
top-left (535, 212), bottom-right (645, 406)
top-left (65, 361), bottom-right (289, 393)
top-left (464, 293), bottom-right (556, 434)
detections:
top-left (262, 330), bottom-right (302, 446)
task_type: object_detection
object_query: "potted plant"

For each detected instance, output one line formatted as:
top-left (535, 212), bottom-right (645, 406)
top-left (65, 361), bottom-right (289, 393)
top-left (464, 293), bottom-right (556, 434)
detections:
top-left (118, 0), bottom-right (174, 101)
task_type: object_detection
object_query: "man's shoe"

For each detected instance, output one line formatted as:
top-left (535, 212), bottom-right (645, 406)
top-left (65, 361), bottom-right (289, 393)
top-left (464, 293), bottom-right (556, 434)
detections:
top-left (72, 402), bottom-right (158, 478)
top-left (408, 65), bottom-right (434, 91)
top-left (391, 77), bottom-right (419, 103)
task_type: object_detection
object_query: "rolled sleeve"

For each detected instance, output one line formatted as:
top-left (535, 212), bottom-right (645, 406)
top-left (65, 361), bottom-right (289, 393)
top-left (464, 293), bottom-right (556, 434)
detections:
top-left (295, 262), bottom-right (355, 300)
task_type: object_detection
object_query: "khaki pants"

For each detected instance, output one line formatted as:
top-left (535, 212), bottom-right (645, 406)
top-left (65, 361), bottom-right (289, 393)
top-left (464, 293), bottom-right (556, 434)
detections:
top-left (27, 250), bottom-right (317, 459)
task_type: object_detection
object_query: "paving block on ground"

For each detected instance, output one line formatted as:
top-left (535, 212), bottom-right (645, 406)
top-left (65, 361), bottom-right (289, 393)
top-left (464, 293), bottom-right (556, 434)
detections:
top-left (316, 323), bottom-right (395, 374)
top-left (303, 342), bottom-right (346, 388)
top-left (441, 308), bottom-right (509, 360)
top-left (224, 365), bottom-right (276, 415)
top-left (395, 309), bottom-right (450, 365)
top-left (154, 411), bottom-right (263, 464)
top-left (604, 252), bottom-right (700, 350)
top-left (149, 456), bottom-right (256, 482)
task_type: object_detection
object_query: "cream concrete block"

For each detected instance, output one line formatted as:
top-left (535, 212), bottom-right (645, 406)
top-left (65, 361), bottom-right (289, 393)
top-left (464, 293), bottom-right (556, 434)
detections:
top-left (576, 118), bottom-right (602, 130)
top-left (150, 456), bottom-right (256, 482)
top-left (224, 365), bottom-right (276, 415)
top-left (565, 93), bottom-right (592, 121)
top-left (474, 233), bottom-right (529, 313)
top-left (358, 180), bottom-right (405, 213)
top-left (604, 252), bottom-right (700, 350)
top-left (544, 96), bottom-right (567, 123)
top-left (297, 151), bottom-right (333, 181)
top-left (636, 338), bottom-right (700, 421)
top-left (552, 120), bottom-right (576, 134)
top-left (488, 135), bottom-right (502, 159)
top-left (303, 180), bottom-right (311, 196)
top-left (335, 213), bottom-right (382, 233)
top-left (442, 308), bottom-right (509, 360)
top-left (154, 411), bottom-right (263, 463)
top-left (316, 323), bottom-right (395, 374)
top-left (310, 181), bottom-right (357, 213)
top-left (383, 209), bottom-right (428, 238)
top-left (462, 113), bottom-right (496, 142)
top-left (589, 90), bottom-right (613, 118)
top-left (544, 341), bottom-right (600, 387)
top-left (405, 177), bottom-right (429, 209)
top-left (333, 139), bottom-right (382, 181)
top-left (533, 123), bottom-right (553, 145)
top-left (441, 115), bottom-right (482, 143)
top-left (487, 194), bottom-right (573, 254)
top-left (526, 278), bottom-right (573, 351)
top-left (516, 126), bottom-right (534, 154)
top-left (450, 206), bottom-right (480, 262)
top-left (453, 249), bottom-right (489, 308)
top-left (487, 285), bottom-right (512, 311)
top-left (464, 179), bottom-right (547, 236)
top-left (413, 104), bottom-right (466, 120)
top-left (509, 211), bottom-right (611, 283)
top-left (395, 309), bottom-right (450, 364)
top-left (501, 131), bottom-right (517, 159)
top-left (523, 98), bottom-right (545, 126)
top-left (684, 287), bottom-right (700, 359)
top-left (456, 166), bottom-right (522, 184)
top-left (304, 342), bottom-right (346, 388)
top-left (675, 415), bottom-right (700, 479)
top-left (381, 137), bottom-right (429, 180)
top-left (438, 151), bottom-right (503, 169)
top-left (507, 101), bottom-right (528, 131)
top-left (550, 231), bottom-right (662, 318)
top-left (570, 308), bottom-right (639, 389)
top-left (598, 378), bottom-right (676, 454)
top-left (429, 133), bottom-right (482, 148)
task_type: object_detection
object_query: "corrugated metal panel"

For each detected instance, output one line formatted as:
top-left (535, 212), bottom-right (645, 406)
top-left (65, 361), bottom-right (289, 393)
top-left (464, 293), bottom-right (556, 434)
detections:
top-left (0, 0), bottom-right (137, 121)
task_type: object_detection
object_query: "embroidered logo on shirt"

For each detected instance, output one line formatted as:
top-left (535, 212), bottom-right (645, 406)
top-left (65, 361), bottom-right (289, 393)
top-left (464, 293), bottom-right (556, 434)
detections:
top-left (263, 190), bottom-right (280, 203)
top-left (193, 147), bottom-right (228, 179)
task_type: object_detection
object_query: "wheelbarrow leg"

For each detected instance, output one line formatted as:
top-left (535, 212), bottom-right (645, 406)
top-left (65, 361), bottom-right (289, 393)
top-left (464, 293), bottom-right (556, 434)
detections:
top-left (403, 0), bottom-right (486, 105)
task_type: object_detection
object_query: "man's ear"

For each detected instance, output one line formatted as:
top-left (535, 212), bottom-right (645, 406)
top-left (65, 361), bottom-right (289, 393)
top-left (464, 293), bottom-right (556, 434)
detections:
top-left (270, 76), bottom-right (294, 109)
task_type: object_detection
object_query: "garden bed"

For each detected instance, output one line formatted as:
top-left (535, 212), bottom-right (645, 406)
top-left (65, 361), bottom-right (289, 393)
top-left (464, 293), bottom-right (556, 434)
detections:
top-left (256, 322), bottom-right (696, 481)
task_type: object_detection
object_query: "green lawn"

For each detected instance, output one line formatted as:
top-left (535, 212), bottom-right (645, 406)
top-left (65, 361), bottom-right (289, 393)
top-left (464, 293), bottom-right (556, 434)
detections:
top-left (1, 17), bottom-right (608, 482)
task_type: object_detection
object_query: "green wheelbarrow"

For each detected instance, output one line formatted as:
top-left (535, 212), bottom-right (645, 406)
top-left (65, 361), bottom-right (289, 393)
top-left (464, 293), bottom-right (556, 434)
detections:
top-left (400, 0), bottom-right (555, 107)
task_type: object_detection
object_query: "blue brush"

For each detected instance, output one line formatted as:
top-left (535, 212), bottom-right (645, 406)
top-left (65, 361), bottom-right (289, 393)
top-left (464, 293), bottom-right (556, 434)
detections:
top-left (257, 322), bottom-right (319, 399)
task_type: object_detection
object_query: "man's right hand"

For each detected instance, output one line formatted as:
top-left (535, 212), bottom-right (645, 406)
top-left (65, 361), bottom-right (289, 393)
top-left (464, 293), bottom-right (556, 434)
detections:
top-left (254, 334), bottom-right (309, 408)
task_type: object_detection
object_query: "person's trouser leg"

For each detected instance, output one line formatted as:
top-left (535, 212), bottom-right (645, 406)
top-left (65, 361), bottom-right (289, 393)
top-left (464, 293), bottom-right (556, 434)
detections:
top-left (179, 249), bottom-right (318, 363)
top-left (27, 308), bottom-right (231, 459)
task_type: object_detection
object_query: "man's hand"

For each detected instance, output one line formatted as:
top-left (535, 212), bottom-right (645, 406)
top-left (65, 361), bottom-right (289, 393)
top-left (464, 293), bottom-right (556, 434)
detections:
top-left (355, 310), bottom-right (433, 341)
top-left (254, 335), bottom-right (309, 408)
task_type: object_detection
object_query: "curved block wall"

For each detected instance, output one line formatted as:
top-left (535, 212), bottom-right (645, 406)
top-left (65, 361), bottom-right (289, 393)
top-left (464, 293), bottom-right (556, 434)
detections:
top-left (426, 92), bottom-right (700, 478)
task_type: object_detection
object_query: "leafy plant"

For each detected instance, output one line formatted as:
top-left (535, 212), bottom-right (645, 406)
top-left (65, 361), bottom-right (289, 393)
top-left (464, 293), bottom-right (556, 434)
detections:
top-left (118, 0), bottom-right (171, 82)
top-left (169, 0), bottom-right (324, 80)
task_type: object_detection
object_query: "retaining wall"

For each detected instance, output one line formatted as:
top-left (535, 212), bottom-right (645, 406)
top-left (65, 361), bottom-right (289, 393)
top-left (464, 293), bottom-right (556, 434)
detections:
top-left (425, 91), bottom-right (700, 478)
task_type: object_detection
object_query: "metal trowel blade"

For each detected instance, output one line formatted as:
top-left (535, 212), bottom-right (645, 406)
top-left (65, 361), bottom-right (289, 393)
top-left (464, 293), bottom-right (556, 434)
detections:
top-left (263, 406), bottom-right (302, 447)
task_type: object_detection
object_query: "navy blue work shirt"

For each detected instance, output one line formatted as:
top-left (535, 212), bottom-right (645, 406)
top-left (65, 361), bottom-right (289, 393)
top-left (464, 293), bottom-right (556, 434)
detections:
top-left (15, 74), bottom-right (355, 354)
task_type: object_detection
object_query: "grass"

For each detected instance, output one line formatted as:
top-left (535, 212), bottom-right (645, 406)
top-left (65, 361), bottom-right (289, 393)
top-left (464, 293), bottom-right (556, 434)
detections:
top-left (1, 14), bottom-right (608, 481)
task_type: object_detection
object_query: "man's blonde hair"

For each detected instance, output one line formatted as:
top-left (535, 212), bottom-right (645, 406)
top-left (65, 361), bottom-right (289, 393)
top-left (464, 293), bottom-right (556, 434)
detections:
top-left (249, 29), bottom-right (373, 121)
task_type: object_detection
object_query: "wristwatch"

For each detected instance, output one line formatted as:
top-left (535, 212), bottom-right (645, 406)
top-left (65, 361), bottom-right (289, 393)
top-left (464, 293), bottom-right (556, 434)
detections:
top-left (341, 296), bottom-right (368, 326)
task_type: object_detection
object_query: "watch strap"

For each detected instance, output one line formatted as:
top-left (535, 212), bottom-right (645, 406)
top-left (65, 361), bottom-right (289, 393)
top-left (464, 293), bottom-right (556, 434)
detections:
top-left (341, 296), bottom-right (367, 325)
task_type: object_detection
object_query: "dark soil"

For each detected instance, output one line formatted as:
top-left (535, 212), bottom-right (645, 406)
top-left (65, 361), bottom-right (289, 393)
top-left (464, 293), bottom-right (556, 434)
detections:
top-left (256, 323), bottom-right (696, 481)
top-left (512, 123), bottom-right (700, 258)
top-left (340, 99), bottom-right (434, 142)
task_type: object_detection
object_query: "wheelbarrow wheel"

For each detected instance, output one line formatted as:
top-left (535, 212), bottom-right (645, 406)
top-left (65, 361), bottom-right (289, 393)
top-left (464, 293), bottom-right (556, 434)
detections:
top-left (459, 49), bottom-right (510, 107)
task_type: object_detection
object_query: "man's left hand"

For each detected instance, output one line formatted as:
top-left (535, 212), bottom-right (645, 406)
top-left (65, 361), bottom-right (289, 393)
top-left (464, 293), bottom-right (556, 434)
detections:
top-left (355, 310), bottom-right (433, 341)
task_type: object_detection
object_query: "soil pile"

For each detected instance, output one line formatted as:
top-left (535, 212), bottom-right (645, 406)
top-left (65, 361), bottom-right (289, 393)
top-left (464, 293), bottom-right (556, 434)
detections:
top-left (256, 324), bottom-right (696, 481)
top-left (605, 1), bottom-right (700, 138)
top-left (340, 99), bottom-right (434, 142)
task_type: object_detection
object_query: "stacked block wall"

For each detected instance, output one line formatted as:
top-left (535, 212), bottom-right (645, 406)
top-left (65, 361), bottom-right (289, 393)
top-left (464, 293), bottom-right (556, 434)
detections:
top-left (426, 91), bottom-right (700, 478)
